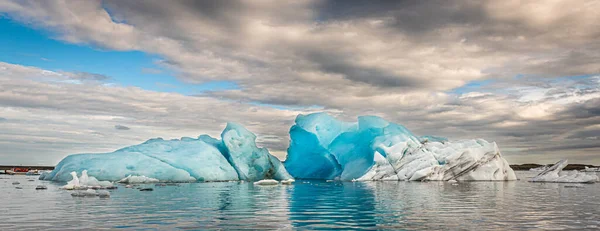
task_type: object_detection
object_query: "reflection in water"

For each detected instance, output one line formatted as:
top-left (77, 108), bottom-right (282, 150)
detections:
top-left (1, 172), bottom-right (599, 230)
top-left (290, 181), bottom-right (377, 229)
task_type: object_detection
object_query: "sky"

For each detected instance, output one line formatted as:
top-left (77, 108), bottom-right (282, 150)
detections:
top-left (0, 0), bottom-right (599, 165)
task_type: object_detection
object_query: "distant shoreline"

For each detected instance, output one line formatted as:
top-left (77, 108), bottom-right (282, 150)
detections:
top-left (0, 165), bottom-right (55, 171)
top-left (1, 164), bottom-right (599, 172)
top-left (510, 163), bottom-right (600, 171)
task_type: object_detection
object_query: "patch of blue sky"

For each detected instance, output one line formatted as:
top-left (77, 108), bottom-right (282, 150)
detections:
top-left (449, 73), bottom-right (598, 95)
top-left (449, 79), bottom-right (495, 94)
top-left (0, 18), bottom-right (238, 95)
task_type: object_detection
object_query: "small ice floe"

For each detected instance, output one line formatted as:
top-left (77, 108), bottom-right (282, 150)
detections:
top-left (28, 179), bottom-right (35, 182)
top-left (280, 179), bottom-right (295, 185)
top-left (530, 159), bottom-right (599, 183)
top-left (326, 180), bottom-right (334, 182)
top-left (35, 185), bottom-right (47, 190)
top-left (447, 179), bottom-right (458, 183)
top-left (62, 171), bottom-right (114, 190)
top-left (253, 179), bottom-right (279, 186)
top-left (139, 188), bottom-right (153, 191)
top-left (15, 186), bottom-right (23, 189)
top-left (118, 175), bottom-right (159, 184)
top-left (71, 189), bottom-right (99, 197)
top-left (583, 166), bottom-right (600, 172)
top-left (155, 183), bottom-right (167, 187)
top-left (125, 185), bottom-right (133, 188)
top-left (12, 181), bottom-right (20, 185)
top-left (105, 185), bottom-right (118, 190)
top-left (97, 190), bottom-right (110, 198)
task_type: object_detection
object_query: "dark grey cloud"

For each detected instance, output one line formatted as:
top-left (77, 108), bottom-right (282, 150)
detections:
top-left (567, 129), bottom-right (600, 140)
top-left (306, 51), bottom-right (424, 88)
top-left (114, 125), bottom-right (131, 130)
top-left (317, 0), bottom-right (488, 34)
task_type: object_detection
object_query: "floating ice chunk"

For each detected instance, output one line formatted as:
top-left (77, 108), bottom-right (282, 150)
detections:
top-left (531, 160), bottom-right (598, 183)
top-left (118, 175), bottom-right (160, 184)
top-left (254, 179), bottom-right (279, 186)
top-left (83, 189), bottom-right (98, 196)
top-left (43, 123), bottom-right (287, 183)
top-left (35, 185), bottom-right (47, 190)
top-left (285, 112), bottom-right (516, 182)
top-left (280, 179), bottom-right (295, 184)
top-left (97, 190), bottom-right (110, 198)
top-left (62, 171), bottom-right (114, 189)
top-left (80, 170), bottom-right (113, 187)
top-left (62, 172), bottom-right (82, 190)
top-left (70, 189), bottom-right (99, 197)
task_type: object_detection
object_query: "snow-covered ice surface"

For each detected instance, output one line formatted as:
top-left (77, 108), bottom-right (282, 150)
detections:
top-left (42, 123), bottom-right (292, 183)
top-left (284, 112), bottom-right (516, 181)
top-left (530, 159), bottom-right (598, 183)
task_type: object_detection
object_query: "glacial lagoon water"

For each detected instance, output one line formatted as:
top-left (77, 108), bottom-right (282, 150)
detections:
top-left (1, 172), bottom-right (599, 230)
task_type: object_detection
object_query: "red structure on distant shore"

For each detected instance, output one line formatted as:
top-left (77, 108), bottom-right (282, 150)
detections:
top-left (12, 167), bottom-right (29, 173)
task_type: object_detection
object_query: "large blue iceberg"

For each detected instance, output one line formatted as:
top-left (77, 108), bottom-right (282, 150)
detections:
top-left (42, 112), bottom-right (516, 183)
top-left (284, 113), bottom-right (517, 181)
top-left (41, 122), bottom-right (292, 182)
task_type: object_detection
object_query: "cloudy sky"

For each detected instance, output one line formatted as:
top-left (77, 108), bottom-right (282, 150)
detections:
top-left (0, 0), bottom-right (599, 165)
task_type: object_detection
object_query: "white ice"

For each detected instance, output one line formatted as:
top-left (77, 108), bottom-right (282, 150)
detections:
top-left (62, 171), bottom-right (114, 189)
top-left (285, 112), bottom-right (516, 182)
top-left (530, 159), bottom-right (598, 183)
top-left (254, 179), bottom-right (279, 185)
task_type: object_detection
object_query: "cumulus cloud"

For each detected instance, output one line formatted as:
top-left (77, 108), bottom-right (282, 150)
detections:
top-left (0, 1), bottom-right (599, 164)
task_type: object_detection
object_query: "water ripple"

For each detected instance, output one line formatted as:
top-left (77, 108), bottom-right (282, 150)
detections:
top-left (1, 172), bottom-right (599, 230)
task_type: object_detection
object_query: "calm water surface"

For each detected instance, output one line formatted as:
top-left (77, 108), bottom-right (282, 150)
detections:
top-left (1, 171), bottom-right (599, 230)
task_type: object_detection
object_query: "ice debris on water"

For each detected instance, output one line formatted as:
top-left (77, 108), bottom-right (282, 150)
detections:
top-left (254, 179), bottom-right (279, 186)
top-left (97, 190), bottom-right (110, 198)
top-left (35, 185), bottom-right (47, 190)
top-left (530, 159), bottom-right (598, 183)
top-left (41, 123), bottom-right (293, 183)
top-left (139, 188), bottom-right (153, 191)
top-left (71, 189), bottom-right (100, 197)
top-left (280, 179), bottom-right (295, 185)
top-left (62, 171), bottom-right (114, 190)
top-left (284, 112), bottom-right (517, 181)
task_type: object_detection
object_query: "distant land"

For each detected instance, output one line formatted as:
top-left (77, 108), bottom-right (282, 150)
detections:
top-left (510, 164), bottom-right (600, 171)
top-left (0, 165), bottom-right (55, 171)
top-left (2, 164), bottom-right (600, 172)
